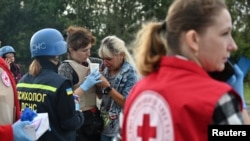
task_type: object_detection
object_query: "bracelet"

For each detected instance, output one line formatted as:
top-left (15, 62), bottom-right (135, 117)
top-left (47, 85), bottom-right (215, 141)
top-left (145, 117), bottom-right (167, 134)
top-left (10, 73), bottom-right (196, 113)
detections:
top-left (103, 85), bottom-right (112, 95)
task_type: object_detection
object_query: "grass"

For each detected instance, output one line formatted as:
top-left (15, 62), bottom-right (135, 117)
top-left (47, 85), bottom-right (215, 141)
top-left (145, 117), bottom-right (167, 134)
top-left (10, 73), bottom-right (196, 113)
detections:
top-left (244, 82), bottom-right (250, 104)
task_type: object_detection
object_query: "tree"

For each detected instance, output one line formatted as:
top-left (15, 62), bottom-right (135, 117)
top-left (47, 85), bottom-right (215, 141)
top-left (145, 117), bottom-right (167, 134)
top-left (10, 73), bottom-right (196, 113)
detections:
top-left (0, 0), bottom-right (69, 72)
top-left (1, 0), bottom-right (249, 73)
top-left (227, 0), bottom-right (250, 60)
top-left (63, 0), bottom-right (172, 56)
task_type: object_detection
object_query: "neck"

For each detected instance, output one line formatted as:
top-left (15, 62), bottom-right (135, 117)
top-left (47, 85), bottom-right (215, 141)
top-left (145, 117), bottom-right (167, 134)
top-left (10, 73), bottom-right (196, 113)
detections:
top-left (109, 68), bottom-right (120, 77)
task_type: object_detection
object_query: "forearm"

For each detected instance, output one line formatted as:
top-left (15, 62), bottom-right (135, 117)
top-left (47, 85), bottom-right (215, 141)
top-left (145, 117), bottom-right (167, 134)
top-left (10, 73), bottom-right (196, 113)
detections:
top-left (74, 87), bottom-right (85, 97)
top-left (242, 109), bottom-right (250, 125)
top-left (108, 88), bottom-right (125, 108)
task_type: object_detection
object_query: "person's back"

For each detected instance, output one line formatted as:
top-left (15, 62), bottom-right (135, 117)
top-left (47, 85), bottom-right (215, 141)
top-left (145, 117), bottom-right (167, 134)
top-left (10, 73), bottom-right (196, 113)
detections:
top-left (17, 28), bottom-right (84, 141)
top-left (122, 0), bottom-right (244, 141)
top-left (124, 56), bottom-right (242, 141)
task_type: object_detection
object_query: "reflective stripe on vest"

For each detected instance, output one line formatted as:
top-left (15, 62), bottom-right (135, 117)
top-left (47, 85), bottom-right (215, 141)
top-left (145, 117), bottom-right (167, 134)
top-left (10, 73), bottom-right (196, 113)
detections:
top-left (17, 83), bottom-right (57, 92)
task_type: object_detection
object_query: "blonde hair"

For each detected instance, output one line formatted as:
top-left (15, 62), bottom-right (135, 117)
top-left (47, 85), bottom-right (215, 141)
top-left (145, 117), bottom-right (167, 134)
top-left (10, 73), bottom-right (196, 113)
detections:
top-left (29, 59), bottom-right (42, 77)
top-left (28, 56), bottom-right (57, 77)
top-left (98, 35), bottom-right (135, 67)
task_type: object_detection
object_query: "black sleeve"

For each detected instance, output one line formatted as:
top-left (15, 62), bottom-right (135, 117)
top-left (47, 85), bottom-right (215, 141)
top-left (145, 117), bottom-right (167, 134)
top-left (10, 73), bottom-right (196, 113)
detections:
top-left (58, 62), bottom-right (79, 85)
top-left (55, 80), bottom-right (84, 130)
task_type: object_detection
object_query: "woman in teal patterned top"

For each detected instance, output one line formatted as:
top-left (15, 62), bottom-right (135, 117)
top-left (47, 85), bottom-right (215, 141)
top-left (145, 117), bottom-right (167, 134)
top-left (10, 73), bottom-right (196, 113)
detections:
top-left (97, 35), bottom-right (139, 141)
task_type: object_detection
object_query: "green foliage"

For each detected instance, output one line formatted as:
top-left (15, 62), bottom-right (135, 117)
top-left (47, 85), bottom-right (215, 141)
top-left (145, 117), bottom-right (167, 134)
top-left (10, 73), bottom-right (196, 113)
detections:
top-left (0, 0), bottom-right (250, 73)
top-left (0, 0), bottom-right (69, 71)
top-left (244, 82), bottom-right (250, 104)
top-left (61, 0), bottom-right (172, 57)
top-left (226, 0), bottom-right (250, 60)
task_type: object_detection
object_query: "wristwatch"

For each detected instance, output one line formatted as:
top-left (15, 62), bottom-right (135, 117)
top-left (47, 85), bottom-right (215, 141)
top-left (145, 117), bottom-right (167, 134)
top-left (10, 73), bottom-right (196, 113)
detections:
top-left (103, 85), bottom-right (112, 94)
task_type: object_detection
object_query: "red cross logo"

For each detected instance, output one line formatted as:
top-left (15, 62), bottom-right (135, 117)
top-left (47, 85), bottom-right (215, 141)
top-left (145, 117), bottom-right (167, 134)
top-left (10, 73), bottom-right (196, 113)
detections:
top-left (126, 90), bottom-right (174, 141)
top-left (137, 114), bottom-right (156, 141)
top-left (1, 71), bottom-right (11, 87)
top-left (4, 74), bottom-right (8, 81)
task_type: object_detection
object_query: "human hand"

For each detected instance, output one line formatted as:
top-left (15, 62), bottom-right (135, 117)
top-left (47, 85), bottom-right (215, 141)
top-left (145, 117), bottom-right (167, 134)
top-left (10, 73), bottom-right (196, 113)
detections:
top-left (227, 64), bottom-right (247, 109)
top-left (4, 58), bottom-right (12, 69)
top-left (96, 75), bottom-right (110, 88)
top-left (80, 69), bottom-right (102, 92)
top-left (73, 94), bottom-right (80, 111)
top-left (237, 56), bottom-right (250, 78)
top-left (12, 121), bottom-right (33, 141)
top-left (20, 107), bottom-right (37, 122)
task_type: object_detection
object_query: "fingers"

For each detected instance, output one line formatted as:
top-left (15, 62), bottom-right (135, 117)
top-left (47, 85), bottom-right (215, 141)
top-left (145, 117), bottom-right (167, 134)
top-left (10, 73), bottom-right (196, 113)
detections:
top-left (96, 80), bottom-right (103, 83)
top-left (237, 56), bottom-right (250, 77)
top-left (227, 75), bottom-right (236, 85)
top-left (88, 68), bottom-right (104, 84)
top-left (90, 69), bottom-right (102, 79)
top-left (90, 69), bottom-right (99, 76)
top-left (20, 121), bottom-right (31, 129)
top-left (95, 73), bottom-right (102, 79)
top-left (233, 64), bottom-right (243, 78)
top-left (5, 59), bottom-right (12, 64)
top-left (92, 68), bottom-right (99, 74)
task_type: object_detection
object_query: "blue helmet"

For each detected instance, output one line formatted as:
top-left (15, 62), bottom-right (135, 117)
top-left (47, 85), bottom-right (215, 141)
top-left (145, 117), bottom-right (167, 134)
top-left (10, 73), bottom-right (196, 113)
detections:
top-left (0, 45), bottom-right (15, 57)
top-left (30, 28), bottom-right (67, 58)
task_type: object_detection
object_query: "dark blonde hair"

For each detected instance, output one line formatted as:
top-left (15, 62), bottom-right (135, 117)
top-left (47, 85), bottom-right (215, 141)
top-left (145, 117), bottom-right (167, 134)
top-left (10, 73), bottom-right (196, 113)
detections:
top-left (133, 0), bottom-right (227, 76)
top-left (66, 26), bottom-right (96, 58)
top-left (29, 59), bottom-right (42, 77)
top-left (29, 56), bottom-right (55, 77)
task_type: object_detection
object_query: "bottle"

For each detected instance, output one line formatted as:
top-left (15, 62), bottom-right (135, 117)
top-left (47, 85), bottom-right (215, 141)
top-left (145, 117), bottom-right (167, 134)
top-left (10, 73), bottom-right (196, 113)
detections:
top-left (73, 95), bottom-right (80, 111)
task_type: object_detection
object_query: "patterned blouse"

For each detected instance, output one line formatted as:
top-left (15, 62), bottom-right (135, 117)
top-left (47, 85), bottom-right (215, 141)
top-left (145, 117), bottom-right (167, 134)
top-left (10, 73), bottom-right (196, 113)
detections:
top-left (100, 61), bottom-right (139, 136)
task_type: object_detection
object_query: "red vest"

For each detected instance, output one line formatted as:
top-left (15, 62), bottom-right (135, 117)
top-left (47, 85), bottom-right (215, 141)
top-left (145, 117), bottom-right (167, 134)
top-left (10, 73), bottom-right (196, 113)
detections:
top-left (0, 58), bottom-right (19, 140)
top-left (0, 125), bottom-right (13, 141)
top-left (0, 58), bottom-right (20, 121)
top-left (122, 56), bottom-right (240, 141)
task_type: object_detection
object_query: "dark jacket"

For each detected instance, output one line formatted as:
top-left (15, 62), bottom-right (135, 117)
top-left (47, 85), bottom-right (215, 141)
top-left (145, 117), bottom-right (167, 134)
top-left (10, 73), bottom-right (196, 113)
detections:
top-left (17, 59), bottom-right (84, 141)
top-left (10, 63), bottom-right (22, 83)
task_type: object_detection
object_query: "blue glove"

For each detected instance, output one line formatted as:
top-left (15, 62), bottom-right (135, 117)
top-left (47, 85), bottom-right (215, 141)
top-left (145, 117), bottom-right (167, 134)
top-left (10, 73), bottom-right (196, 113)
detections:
top-left (21, 107), bottom-right (37, 122)
top-left (227, 64), bottom-right (247, 109)
top-left (237, 56), bottom-right (250, 77)
top-left (80, 69), bottom-right (102, 92)
top-left (73, 94), bottom-right (80, 111)
top-left (12, 121), bottom-right (33, 141)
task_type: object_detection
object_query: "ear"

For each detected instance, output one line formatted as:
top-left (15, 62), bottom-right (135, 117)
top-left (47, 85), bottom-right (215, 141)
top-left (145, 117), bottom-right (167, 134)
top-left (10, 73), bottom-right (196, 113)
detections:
top-left (68, 47), bottom-right (73, 52)
top-left (185, 30), bottom-right (199, 52)
top-left (68, 48), bottom-right (75, 55)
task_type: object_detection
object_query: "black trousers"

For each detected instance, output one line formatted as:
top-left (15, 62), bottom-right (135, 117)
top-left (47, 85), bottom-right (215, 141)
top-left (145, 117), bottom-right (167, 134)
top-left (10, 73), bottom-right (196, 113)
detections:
top-left (76, 107), bottom-right (104, 141)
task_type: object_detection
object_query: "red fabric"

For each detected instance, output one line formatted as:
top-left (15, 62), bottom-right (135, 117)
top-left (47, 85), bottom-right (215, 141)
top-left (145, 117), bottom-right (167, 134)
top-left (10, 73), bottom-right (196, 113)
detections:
top-left (0, 58), bottom-right (20, 120)
top-left (122, 56), bottom-right (239, 141)
top-left (0, 125), bottom-right (14, 141)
